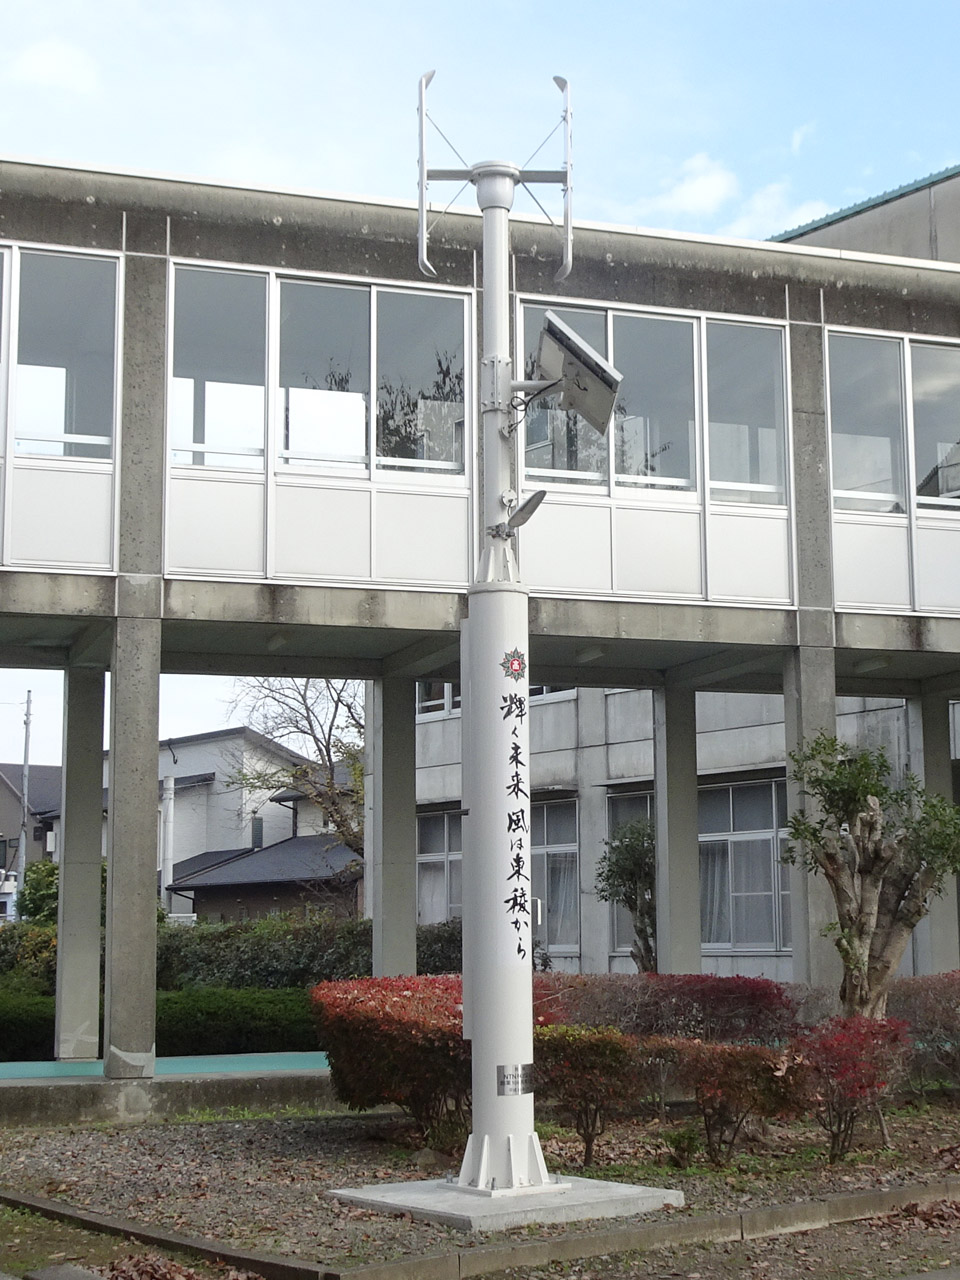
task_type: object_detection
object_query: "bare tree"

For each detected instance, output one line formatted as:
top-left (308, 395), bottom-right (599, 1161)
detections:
top-left (230, 678), bottom-right (364, 855)
top-left (787, 732), bottom-right (960, 1018)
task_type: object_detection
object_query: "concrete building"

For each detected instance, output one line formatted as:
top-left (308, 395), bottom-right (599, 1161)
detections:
top-left (4, 156), bottom-right (960, 1082)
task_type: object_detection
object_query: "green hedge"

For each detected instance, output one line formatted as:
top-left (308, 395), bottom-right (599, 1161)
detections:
top-left (156, 987), bottom-right (316, 1055)
top-left (0, 990), bottom-right (55, 1061)
top-left (0, 987), bottom-right (316, 1061)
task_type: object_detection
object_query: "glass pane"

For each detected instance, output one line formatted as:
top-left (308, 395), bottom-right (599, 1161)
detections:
top-left (448, 855), bottom-right (462, 914)
top-left (731, 837), bottom-right (774, 894)
top-left (545, 800), bottom-right (577, 845)
top-left (523, 305), bottom-right (607, 484)
top-left (531, 850), bottom-right (546, 933)
top-left (912, 344), bottom-right (960, 503)
top-left (608, 792), bottom-right (651, 832)
top-left (613, 902), bottom-right (634, 950)
top-left (417, 859), bottom-right (446, 924)
top-left (779, 838), bottom-right (792, 949)
top-left (547, 848), bottom-right (579, 945)
top-left (732, 893), bottom-right (775, 947)
top-left (775, 779), bottom-right (788, 829)
top-left (699, 840), bottom-right (730, 944)
top-left (376, 291), bottom-right (464, 471)
top-left (829, 333), bottom-right (905, 512)
top-left (418, 814), bottom-right (446, 856)
top-left (279, 280), bottom-right (368, 465)
top-left (708, 323), bottom-right (785, 504)
top-left (732, 783), bottom-right (773, 832)
top-left (448, 813), bottom-right (462, 852)
top-left (16, 253), bottom-right (116, 459)
top-left (613, 314), bottom-right (696, 490)
top-left (172, 268), bottom-right (266, 469)
top-left (698, 787), bottom-right (730, 835)
top-left (529, 804), bottom-right (546, 847)
top-left (417, 680), bottom-right (446, 713)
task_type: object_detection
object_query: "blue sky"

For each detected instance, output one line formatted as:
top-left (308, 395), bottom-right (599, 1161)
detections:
top-left (1, 0), bottom-right (958, 761)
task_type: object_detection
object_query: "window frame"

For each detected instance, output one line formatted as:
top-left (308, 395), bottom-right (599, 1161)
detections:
top-left (826, 324), bottom-right (960, 521)
top-left (530, 797), bottom-right (580, 957)
top-left (517, 294), bottom-right (790, 511)
top-left (167, 260), bottom-right (473, 486)
top-left (698, 779), bottom-right (791, 955)
top-left (5, 244), bottom-right (122, 465)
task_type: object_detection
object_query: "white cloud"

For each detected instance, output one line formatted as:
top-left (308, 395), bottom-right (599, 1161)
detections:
top-left (718, 182), bottom-right (833, 240)
top-left (791, 123), bottom-right (815, 156)
top-left (649, 152), bottom-right (740, 218)
top-left (6, 39), bottom-right (100, 95)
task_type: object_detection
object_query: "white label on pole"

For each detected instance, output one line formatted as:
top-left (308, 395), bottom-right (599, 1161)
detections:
top-left (497, 1063), bottom-right (534, 1096)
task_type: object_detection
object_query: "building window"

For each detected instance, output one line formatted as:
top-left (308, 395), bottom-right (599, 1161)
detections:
top-left (707, 322), bottom-right (786, 504)
top-left (911, 343), bottom-right (960, 506)
top-left (521, 301), bottom-right (787, 507)
top-left (614, 314), bottom-right (697, 492)
top-left (279, 280), bottom-right (369, 468)
top-left (14, 252), bottom-right (117, 459)
top-left (530, 800), bottom-right (579, 951)
top-left (171, 267), bottom-right (267, 469)
top-left (417, 810), bottom-right (462, 924)
top-left (376, 291), bottom-right (465, 473)
top-left (523, 305), bottom-right (608, 485)
top-left (416, 681), bottom-right (461, 715)
top-left (170, 269), bottom-right (468, 477)
top-left (828, 332), bottom-right (906, 513)
top-left (606, 791), bottom-right (653, 952)
top-left (699, 780), bottom-right (790, 952)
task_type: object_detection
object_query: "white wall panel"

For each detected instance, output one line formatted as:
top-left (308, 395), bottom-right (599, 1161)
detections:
top-left (708, 511), bottom-right (790, 603)
top-left (613, 506), bottom-right (702, 597)
top-left (833, 519), bottom-right (911, 610)
top-left (374, 490), bottom-right (469, 585)
top-left (167, 476), bottom-right (264, 577)
top-left (522, 502), bottom-right (612, 593)
top-left (9, 466), bottom-right (113, 568)
top-left (916, 522), bottom-right (960, 613)
top-left (274, 483), bottom-right (371, 580)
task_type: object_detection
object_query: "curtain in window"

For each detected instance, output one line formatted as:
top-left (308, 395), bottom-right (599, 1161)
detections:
top-left (699, 840), bottom-right (730, 944)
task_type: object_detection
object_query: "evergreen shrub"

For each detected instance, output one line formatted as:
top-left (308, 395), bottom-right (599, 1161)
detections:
top-left (156, 987), bottom-right (315, 1055)
top-left (0, 990), bottom-right (55, 1061)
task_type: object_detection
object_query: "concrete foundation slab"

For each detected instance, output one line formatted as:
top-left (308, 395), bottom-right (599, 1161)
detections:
top-left (327, 1176), bottom-right (684, 1231)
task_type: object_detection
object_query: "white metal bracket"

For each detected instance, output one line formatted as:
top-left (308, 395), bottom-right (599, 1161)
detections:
top-left (418, 72), bottom-right (572, 282)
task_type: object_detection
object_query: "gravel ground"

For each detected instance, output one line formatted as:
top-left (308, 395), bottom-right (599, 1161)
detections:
top-left (2, 1105), bottom-right (960, 1274)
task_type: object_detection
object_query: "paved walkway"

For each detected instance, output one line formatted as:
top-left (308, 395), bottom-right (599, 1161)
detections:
top-left (0, 1051), bottom-right (328, 1080)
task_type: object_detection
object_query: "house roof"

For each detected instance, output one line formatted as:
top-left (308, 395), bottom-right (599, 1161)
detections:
top-left (168, 833), bottom-right (359, 891)
top-left (0, 763), bottom-right (64, 821)
top-left (773, 162), bottom-right (960, 242)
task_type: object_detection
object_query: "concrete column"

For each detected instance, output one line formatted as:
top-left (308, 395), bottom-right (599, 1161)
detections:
top-left (103, 616), bottom-right (161, 1079)
top-left (55, 667), bottom-right (106, 1060)
top-left (575, 688), bottom-right (613, 974)
top-left (908, 693), bottom-right (960, 974)
top-left (783, 646), bottom-right (839, 992)
top-left (653, 685), bottom-right (701, 974)
top-left (368, 678), bottom-right (417, 976)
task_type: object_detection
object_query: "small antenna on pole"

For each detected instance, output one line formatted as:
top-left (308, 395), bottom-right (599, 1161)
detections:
top-left (417, 70), bottom-right (438, 278)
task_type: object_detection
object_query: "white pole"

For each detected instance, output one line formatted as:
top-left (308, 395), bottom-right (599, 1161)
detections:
top-left (160, 775), bottom-right (175, 913)
top-left (458, 164), bottom-right (554, 1194)
top-left (14, 690), bottom-right (31, 920)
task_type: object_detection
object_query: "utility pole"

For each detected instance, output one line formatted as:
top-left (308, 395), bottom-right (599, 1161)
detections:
top-left (14, 690), bottom-right (31, 919)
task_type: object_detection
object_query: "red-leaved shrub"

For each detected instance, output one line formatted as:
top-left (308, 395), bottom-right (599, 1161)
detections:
top-left (533, 1024), bottom-right (644, 1166)
top-left (887, 972), bottom-right (960, 1094)
top-left (312, 975), bottom-right (470, 1143)
top-left (644, 1036), bottom-right (799, 1165)
top-left (537, 973), bottom-right (798, 1045)
top-left (793, 1015), bottom-right (911, 1163)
